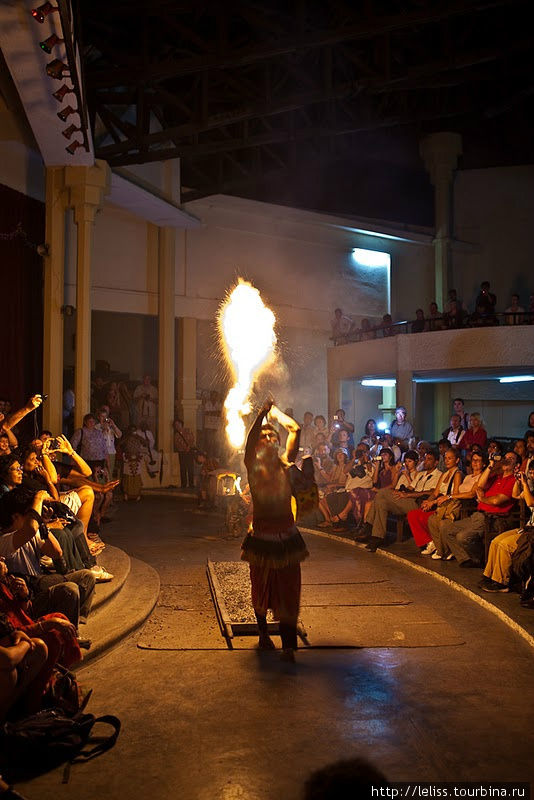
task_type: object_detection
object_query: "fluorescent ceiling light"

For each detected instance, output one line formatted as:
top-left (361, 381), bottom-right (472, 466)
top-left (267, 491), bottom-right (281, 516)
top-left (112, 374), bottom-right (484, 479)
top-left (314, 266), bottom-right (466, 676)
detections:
top-left (499, 375), bottom-right (534, 383)
top-left (361, 379), bottom-right (396, 387)
top-left (352, 248), bottom-right (390, 268)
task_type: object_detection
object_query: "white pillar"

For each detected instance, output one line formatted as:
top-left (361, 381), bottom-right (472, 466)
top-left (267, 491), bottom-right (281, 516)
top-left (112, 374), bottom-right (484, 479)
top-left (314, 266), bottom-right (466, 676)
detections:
top-left (420, 132), bottom-right (462, 310)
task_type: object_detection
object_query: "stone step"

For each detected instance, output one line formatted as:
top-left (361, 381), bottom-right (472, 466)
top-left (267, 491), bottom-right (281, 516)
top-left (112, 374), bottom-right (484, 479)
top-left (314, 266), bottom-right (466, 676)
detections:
top-left (91, 544), bottom-right (131, 613)
top-left (78, 554), bottom-right (160, 669)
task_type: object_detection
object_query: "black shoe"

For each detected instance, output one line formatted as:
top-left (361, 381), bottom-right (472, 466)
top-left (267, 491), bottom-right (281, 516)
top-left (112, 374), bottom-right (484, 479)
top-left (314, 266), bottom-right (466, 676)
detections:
top-left (76, 636), bottom-right (92, 649)
top-left (482, 581), bottom-right (509, 593)
top-left (478, 576), bottom-right (494, 588)
top-left (365, 537), bottom-right (382, 553)
top-left (355, 523), bottom-right (372, 542)
top-left (459, 559), bottom-right (480, 568)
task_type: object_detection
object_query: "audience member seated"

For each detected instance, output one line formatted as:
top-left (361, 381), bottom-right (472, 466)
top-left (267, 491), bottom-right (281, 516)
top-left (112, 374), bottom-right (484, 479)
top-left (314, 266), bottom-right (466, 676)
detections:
top-left (444, 300), bottom-right (465, 329)
top-left (452, 397), bottom-right (470, 430)
top-left (525, 411), bottom-right (534, 437)
top-left (334, 447), bottom-right (400, 530)
top-left (505, 294), bottom-right (525, 325)
top-left (313, 444), bottom-right (334, 493)
top-left (0, 489), bottom-right (96, 629)
top-left (313, 415), bottom-right (328, 442)
top-left (329, 409), bottom-right (355, 453)
top-left (359, 318), bottom-right (376, 340)
top-left (330, 308), bottom-right (354, 344)
top-left (358, 450), bottom-right (442, 552)
top-left (415, 440), bottom-right (433, 471)
top-left (444, 414), bottom-right (466, 447)
top-left (437, 439), bottom-right (449, 471)
top-left (435, 451), bottom-right (519, 567)
top-left (522, 431), bottom-right (534, 472)
top-left (411, 309), bottom-right (425, 333)
top-left (390, 406), bottom-right (414, 451)
top-left (461, 412), bottom-right (488, 454)
top-left (0, 613), bottom-right (48, 720)
top-left (428, 451), bottom-right (486, 559)
top-left (407, 447), bottom-right (463, 553)
top-left (513, 439), bottom-right (527, 465)
top-left (476, 280), bottom-right (497, 314)
top-left (425, 301), bottom-right (444, 331)
top-left (361, 419), bottom-right (379, 450)
top-left (299, 412), bottom-right (316, 453)
top-left (479, 461), bottom-right (534, 593)
top-left (445, 289), bottom-right (463, 316)
top-left (487, 439), bottom-right (503, 460)
top-left (381, 314), bottom-right (394, 337)
top-left (376, 433), bottom-right (401, 464)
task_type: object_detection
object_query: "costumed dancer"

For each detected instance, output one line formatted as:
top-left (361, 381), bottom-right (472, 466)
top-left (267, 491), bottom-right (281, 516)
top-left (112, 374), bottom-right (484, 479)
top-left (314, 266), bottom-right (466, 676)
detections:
top-left (241, 399), bottom-right (309, 661)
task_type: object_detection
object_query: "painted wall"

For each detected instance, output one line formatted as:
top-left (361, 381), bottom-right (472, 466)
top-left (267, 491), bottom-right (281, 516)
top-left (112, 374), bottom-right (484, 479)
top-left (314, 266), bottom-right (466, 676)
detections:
top-left (453, 166), bottom-right (534, 312)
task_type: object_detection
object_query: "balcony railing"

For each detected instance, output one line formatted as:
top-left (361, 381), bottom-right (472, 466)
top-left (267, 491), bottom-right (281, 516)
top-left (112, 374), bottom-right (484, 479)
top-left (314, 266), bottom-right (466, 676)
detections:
top-left (332, 311), bottom-right (534, 345)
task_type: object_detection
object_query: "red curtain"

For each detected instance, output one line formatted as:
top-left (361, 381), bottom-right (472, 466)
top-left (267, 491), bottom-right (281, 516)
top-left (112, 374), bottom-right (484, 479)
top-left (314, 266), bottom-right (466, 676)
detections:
top-left (0, 182), bottom-right (45, 432)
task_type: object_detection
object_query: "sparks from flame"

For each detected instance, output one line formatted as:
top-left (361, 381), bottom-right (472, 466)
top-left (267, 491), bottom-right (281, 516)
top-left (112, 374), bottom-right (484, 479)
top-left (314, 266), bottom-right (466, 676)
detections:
top-left (218, 279), bottom-right (277, 449)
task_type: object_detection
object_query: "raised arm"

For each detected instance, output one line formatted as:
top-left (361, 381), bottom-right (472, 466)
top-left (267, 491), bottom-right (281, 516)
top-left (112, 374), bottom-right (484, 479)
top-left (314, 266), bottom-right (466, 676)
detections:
top-left (48, 435), bottom-right (93, 478)
top-left (244, 398), bottom-right (273, 470)
top-left (2, 395), bottom-right (43, 431)
top-left (269, 405), bottom-right (301, 463)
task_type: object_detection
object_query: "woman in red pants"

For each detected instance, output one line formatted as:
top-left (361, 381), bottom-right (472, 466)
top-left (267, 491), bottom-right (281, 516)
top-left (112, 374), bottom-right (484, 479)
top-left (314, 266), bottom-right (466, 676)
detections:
top-left (406, 448), bottom-right (462, 552)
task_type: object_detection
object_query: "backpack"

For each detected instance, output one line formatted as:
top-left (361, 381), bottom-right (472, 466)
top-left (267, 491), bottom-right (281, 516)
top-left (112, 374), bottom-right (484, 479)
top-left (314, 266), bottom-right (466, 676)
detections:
top-left (0, 708), bottom-right (121, 782)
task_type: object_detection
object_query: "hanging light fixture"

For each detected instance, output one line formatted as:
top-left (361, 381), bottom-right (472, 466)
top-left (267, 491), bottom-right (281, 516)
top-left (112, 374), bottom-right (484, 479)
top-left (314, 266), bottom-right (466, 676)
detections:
top-left (39, 34), bottom-right (64, 54)
top-left (65, 140), bottom-right (84, 155)
top-left (46, 59), bottom-right (69, 80)
top-left (52, 84), bottom-right (72, 102)
top-left (62, 124), bottom-right (81, 139)
top-left (31, 2), bottom-right (58, 23)
top-left (57, 105), bottom-right (77, 122)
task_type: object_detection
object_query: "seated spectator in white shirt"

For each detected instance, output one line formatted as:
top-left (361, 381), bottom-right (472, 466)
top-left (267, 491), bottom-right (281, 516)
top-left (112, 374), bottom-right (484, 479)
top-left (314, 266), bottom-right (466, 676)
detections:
top-left (505, 293), bottom-right (525, 324)
top-left (444, 414), bottom-right (466, 447)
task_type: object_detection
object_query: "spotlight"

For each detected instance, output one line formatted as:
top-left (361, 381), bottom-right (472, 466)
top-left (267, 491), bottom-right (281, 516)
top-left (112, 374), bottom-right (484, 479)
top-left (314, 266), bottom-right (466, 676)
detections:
top-left (62, 124), bottom-right (81, 139)
top-left (39, 34), bottom-right (64, 54)
top-left (65, 140), bottom-right (84, 155)
top-left (52, 84), bottom-right (72, 102)
top-left (31, 2), bottom-right (58, 23)
top-left (46, 59), bottom-right (69, 80)
top-left (57, 105), bottom-right (77, 122)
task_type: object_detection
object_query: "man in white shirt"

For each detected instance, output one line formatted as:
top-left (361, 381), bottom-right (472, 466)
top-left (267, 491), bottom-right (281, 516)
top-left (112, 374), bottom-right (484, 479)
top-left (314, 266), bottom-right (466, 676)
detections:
top-left (362, 451), bottom-right (442, 552)
top-left (331, 308), bottom-right (354, 344)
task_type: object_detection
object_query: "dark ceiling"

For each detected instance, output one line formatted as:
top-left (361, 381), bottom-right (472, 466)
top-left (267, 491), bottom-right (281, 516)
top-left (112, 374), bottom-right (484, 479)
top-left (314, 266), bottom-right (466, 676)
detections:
top-left (80, 0), bottom-right (534, 225)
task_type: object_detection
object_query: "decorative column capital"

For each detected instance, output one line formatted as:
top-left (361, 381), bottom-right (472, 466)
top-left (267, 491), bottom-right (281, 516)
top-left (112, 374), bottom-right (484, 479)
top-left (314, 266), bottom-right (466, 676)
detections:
top-left (420, 132), bottom-right (462, 186)
top-left (64, 159), bottom-right (111, 223)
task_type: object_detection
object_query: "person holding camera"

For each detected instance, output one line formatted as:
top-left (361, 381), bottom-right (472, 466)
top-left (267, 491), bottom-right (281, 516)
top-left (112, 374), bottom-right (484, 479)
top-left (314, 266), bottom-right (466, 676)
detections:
top-left (390, 407), bottom-right (414, 451)
top-left (329, 409), bottom-right (354, 452)
top-left (439, 450), bottom-right (520, 568)
top-left (480, 460), bottom-right (534, 592)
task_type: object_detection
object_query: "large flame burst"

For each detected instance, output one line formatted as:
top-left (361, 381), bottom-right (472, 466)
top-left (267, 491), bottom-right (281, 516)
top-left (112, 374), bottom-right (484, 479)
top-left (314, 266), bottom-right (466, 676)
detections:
top-left (218, 279), bottom-right (277, 449)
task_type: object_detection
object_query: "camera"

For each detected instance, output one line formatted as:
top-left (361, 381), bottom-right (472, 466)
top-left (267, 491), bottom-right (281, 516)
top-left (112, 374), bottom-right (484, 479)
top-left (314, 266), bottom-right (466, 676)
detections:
top-left (372, 455), bottom-right (383, 462)
top-left (490, 454), bottom-right (502, 462)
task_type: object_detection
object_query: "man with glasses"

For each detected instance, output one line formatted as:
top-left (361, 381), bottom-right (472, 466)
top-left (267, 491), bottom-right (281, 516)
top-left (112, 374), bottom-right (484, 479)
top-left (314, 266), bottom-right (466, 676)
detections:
top-left (441, 451), bottom-right (520, 567)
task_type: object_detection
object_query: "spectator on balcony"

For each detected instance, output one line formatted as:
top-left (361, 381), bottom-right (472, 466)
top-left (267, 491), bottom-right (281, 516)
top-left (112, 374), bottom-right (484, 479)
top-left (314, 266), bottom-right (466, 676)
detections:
top-left (390, 407), bottom-right (414, 451)
top-left (505, 294), bottom-right (525, 325)
top-left (425, 301), bottom-right (444, 331)
top-left (360, 318), bottom-right (376, 340)
top-left (381, 314), bottom-right (394, 337)
top-left (444, 414), bottom-right (466, 447)
top-left (444, 300), bottom-right (465, 329)
top-left (331, 308), bottom-right (354, 344)
top-left (469, 301), bottom-right (498, 327)
top-left (411, 309), bottom-right (425, 334)
top-left (445, 289), bottom-right (463, 316)
top-left (476, 281), bottom-right (497, 314)
top-left (461, 412), bottom-right (487, 454)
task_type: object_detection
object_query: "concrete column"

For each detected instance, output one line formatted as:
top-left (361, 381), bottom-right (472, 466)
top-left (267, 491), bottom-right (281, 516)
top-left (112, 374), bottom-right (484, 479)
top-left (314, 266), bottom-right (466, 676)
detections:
top-left (177, 317), bottom-right (200, 436)
top-left (42, 167), bottom-right (66, 433)
top-left (64, 161), bottom-right (110, 427)
top-left (420, 132), bottom-right (462, 310)
top-left (158, 226), bottom-right (176, 459)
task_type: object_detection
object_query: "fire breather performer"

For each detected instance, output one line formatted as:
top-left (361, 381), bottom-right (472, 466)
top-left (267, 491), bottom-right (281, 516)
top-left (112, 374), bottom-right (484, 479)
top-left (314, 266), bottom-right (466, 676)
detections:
top-left (242, 398), bottom-right (309, 661)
